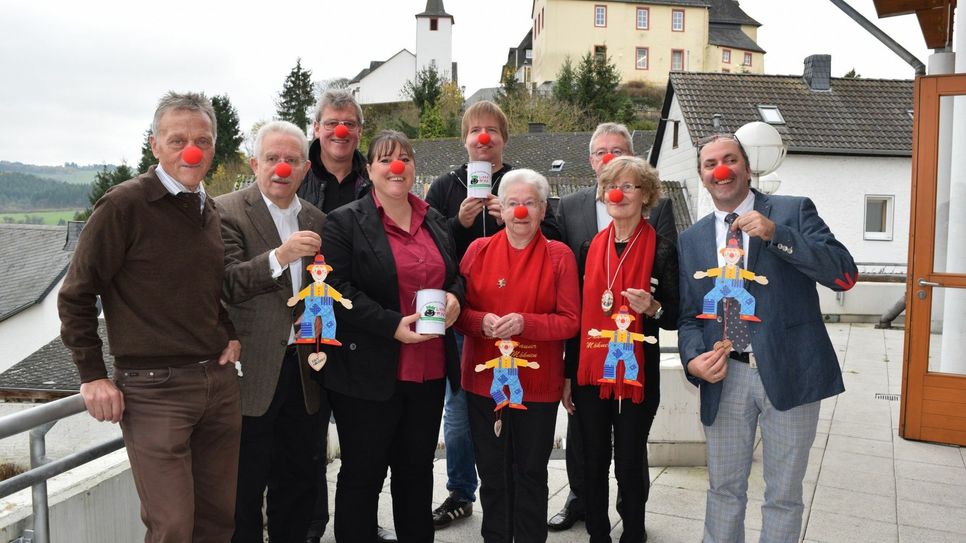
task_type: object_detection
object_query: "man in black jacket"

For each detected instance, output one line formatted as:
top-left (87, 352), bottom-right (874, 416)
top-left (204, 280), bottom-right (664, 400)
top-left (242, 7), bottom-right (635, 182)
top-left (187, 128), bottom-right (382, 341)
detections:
top-left (297, 89), bottom-right (370, 214)
top-left (550, 122), bottom-right (678, 533)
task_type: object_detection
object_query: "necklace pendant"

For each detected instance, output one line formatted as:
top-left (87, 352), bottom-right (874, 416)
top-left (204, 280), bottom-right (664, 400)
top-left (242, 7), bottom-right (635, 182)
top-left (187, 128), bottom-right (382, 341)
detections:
top-left (497, 278), bottom-right (506, 288)
top-left (601, 289), bottom-right (614, 313)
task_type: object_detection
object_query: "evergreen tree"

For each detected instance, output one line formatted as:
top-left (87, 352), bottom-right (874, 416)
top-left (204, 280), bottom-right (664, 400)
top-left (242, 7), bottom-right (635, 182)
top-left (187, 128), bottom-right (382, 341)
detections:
top-left (137, 127), bottom-right (157, 174)
top-left (211, 94), bottom-right (244, 173)
top-left (844, 68), bottom-right (861, 78)
top-left (275, 58), bottom-right (315, 133)
top-left (418, 104), bottom-right (447, 139)
top-left (76, 163), bottom-right (135, 220)
top-left (552, 57), bottom-right (577, 104)
top-left (403, 65), bottom-right (444, 115)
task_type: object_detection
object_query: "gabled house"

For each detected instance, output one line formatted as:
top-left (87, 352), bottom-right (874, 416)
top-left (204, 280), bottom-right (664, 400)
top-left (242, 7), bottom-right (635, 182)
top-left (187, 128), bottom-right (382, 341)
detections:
top-left (650, 54), bottom-right (914, 317)
top-left (348, 0), bottom-right (457, 105)
top-left (0, 224), bottom-right (74, 371)
top-left (529, 0), bottom-right (765, 88)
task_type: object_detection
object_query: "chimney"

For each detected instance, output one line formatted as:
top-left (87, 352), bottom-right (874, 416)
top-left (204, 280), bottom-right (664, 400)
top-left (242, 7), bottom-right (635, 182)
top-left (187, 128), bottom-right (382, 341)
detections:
top-left (528, 122), bottom-right (546, 133)
top-left (803, 54), bottom-right (832, 91)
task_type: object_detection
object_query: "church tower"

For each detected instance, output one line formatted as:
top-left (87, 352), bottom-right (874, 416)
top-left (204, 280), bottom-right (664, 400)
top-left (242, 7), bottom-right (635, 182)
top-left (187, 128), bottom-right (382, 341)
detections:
top-left (415, 0), bottom-right (455, 82)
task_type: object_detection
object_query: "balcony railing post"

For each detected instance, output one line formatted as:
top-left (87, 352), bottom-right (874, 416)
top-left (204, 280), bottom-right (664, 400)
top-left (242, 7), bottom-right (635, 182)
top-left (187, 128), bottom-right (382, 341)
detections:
top-left (29, 422), bottom-right (55, 543)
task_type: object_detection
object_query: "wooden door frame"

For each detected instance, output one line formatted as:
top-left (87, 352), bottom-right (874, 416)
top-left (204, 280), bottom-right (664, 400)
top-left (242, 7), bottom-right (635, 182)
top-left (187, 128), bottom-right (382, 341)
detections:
top-left (900, 74), bottom-right (966, 445)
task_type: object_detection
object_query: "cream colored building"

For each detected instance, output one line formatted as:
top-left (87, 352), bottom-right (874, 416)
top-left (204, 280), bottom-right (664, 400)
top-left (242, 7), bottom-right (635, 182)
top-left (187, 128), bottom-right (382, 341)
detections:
top-left (530, 0), bottom-right (765, 88)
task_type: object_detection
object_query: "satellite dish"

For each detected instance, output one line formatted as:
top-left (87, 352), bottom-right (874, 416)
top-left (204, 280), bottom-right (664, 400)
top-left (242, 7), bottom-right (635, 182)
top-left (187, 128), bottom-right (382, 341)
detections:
top-left (735, 121), bottom-right (786, 177)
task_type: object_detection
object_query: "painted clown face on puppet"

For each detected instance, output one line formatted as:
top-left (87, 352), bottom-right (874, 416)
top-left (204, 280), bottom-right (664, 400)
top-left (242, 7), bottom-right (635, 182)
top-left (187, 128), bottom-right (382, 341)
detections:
top-left (497, 339), bottom-right (517, 356)
top-left (309, 256), bottom-right (332, 283)
top-left (613, 306), bottom-right (636, 331)
top-left (720, 238), bottom-right (744, 266)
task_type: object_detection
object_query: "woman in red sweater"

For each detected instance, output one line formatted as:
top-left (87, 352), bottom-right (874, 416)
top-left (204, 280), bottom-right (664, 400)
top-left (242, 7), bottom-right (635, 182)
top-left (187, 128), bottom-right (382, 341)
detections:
top-left (456, 168), bottom-right (580, 542)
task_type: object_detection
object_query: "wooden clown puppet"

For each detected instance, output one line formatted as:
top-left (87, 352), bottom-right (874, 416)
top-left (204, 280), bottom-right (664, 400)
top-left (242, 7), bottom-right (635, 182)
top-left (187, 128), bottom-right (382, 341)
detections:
top-left (475, 338), bottom-right (540, 411)
top-left (588, 305), bottom-right (657, 387)
top-left (288, 254), bottom-right (352, 350)
top-left (694, 237), bottom-right (768, 322)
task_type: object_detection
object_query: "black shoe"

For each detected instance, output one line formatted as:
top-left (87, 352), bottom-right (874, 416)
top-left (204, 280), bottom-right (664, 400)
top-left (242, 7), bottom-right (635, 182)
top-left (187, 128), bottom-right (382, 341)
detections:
top-left (305, 539), bottom-right (320, 543)
top-left (432, 496), bottom-right (473, 528)
top-left (547, 505), bottom-right (584, 531)
top-left (376, 525), bottom-right (397, 542)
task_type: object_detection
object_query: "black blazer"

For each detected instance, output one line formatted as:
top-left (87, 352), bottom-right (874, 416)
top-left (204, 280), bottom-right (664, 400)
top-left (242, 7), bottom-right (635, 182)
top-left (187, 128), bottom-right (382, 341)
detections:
top-left (321, 193), bottom-right (466, 401)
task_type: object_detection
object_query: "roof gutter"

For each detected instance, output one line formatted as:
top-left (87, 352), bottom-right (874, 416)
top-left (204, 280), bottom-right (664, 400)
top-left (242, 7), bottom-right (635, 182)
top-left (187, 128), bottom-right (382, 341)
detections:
top-left (828, 0), bottom-right (926, 76)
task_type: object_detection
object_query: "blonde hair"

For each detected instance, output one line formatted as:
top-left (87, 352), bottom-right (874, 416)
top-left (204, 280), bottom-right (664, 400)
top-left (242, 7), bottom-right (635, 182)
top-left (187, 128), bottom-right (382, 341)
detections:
top-left (460, 101), bottom-right (509, 142)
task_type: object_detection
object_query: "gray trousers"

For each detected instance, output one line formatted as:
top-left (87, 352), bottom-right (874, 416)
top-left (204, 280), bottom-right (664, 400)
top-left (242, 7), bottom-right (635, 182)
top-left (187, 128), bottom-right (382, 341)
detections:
top-left (703, 360), bottom-right (820, 543)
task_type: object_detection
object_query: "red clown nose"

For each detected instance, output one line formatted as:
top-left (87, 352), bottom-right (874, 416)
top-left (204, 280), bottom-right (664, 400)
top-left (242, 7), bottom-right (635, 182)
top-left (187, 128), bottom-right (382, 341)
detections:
top-left (602, 153), bottom-right (615, 165)
top-left (182, 146), bottom-right (203, 165)
top-left (389, 160), bottom-right (405, 175)
top-left (713, 165), bottom-right (732, 181)
top-left (608, 188), bottom-right (624, 203)
top-left (333, 124), bottom-right (350, 138)
top-left (274, 162), bottom-right (292, 178)
top-left (478, 132), bottom-right (491, 145)
top-left (513, 205), bottom-right (529, 219)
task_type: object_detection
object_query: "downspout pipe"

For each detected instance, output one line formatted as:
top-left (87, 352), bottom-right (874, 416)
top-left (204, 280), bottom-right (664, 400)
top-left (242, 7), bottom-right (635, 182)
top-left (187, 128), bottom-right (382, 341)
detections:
top-left (829, 0), bottom-right (927, 76)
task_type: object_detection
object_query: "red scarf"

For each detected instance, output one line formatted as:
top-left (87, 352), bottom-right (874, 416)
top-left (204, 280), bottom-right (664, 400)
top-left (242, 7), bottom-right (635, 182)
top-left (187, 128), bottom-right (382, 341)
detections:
top-left (465, 229), bottom-right (559, 397)
top-left (578, 220), bottom-right (656, 403)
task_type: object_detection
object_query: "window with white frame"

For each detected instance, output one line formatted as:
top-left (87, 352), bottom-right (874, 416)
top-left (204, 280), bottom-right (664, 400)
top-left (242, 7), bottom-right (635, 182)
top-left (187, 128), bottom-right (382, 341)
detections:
top-left (595, 5), bottom-right (606, 27)
top-left (672, 9), bottom-right (685, 31)
top-left (636, 7), bottom-right (649, 29)
top-left (757, 105), bottom-right (785, 124)
top-left (722, 49), bottom-right (731, 63)
top-left (636, 48), bottom-right (649, 70)
top-left (864, 195), bottom-right (894, 240)
top-left (743, 52), bottom-right (753, 66)
top-left (671, 49), bottom-right (684, 71)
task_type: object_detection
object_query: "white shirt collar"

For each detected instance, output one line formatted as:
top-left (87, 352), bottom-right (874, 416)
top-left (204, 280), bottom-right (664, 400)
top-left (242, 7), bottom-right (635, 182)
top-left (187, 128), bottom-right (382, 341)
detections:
top-left (712, 190), bottom-right (755, 224)
top-left (260, 191), bottom-right (302, 217)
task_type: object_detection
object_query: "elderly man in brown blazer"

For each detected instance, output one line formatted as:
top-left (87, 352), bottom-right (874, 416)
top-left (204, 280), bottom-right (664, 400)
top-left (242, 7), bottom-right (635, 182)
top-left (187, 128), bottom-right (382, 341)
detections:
top-left (217, 120), bottom-right (328, 543)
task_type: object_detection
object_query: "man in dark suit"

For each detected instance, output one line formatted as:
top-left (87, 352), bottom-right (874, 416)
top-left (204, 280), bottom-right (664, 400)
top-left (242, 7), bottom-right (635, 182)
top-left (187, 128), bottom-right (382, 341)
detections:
top-left (678, 134), bottom-right (856, 541)
top-left (217, 121), bottom-right (327, 543)
top-left (550, 122), bottom-right (677, 531)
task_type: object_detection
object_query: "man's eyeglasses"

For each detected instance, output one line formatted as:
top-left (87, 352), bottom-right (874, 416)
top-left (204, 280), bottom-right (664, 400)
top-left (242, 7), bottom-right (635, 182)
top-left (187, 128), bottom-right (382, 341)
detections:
top-left (602, 183), bottom-right (642, 193)
top-left (592, 148), bottom-right (627, 159)
top-left (321, 120), bottom-right (360, 131)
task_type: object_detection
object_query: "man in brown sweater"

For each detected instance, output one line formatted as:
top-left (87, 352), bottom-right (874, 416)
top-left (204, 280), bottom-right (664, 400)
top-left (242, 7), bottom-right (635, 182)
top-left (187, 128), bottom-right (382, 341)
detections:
top-left (58, 92), bottom-right (242, 543)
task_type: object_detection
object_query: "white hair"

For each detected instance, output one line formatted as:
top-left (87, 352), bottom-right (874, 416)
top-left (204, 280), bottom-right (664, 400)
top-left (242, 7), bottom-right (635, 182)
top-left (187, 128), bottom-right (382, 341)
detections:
top-left (498, 169), bottom-right (550, 204)
top-left (589, 122), bottom-right (634, 155)
top-left (253, 120), bottom-right (309, 160)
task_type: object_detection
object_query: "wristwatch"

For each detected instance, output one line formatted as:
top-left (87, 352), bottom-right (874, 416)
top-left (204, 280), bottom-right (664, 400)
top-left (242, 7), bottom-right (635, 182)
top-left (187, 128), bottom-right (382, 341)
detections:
top-left (651, 305), bottom-right (664, 320)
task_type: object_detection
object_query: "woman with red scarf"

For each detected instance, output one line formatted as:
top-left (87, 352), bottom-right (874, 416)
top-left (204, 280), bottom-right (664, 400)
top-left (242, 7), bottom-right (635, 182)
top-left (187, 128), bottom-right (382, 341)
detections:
top-left (456, 169), bottom-right (580, 542)
top-left (572, 156), bottom-right (679, 543)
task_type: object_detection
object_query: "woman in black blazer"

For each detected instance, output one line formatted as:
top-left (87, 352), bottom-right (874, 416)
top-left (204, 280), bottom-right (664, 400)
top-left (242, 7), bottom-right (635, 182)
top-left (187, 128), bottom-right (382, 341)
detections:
top-left (321, 131), bottom-right (465, 543)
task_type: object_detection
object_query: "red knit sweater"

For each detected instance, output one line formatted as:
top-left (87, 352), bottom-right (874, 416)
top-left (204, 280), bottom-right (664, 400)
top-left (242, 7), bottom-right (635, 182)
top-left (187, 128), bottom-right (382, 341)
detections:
top-left (456, 238), bottom-right (580, 402)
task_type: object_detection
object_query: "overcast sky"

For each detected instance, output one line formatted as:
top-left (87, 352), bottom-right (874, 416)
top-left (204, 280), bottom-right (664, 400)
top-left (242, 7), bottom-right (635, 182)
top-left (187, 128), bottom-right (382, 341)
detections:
top-left (0, 0), bottom-right (936, 167)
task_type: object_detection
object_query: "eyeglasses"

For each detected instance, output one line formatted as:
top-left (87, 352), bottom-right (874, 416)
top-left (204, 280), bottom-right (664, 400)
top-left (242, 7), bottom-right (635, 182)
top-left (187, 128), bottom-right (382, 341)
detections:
top-left (603, 183), bottom-right (643, 193)
top-left (504, 200), bottom-right (543, 210)
top-left (321, 120), bottom-right (360, 131)
top-left (592, 148), bottom-right (628, 159)
top-left (264, 156), bottom-right (303, 167)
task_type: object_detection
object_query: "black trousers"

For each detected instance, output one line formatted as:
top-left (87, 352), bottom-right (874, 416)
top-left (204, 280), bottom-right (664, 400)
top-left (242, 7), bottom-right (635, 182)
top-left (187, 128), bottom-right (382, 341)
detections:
top-left (572, 384), bottom-right (659, 543)
top-left (232, 349), bottom-right (323, 543)
top-left (467, 392), bottom-right (558, 543)
top-left (329, 379), bottom-right (445, 543)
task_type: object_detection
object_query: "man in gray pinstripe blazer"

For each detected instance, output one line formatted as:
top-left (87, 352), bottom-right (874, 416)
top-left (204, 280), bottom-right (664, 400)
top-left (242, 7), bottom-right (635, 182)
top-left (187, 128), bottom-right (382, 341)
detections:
top-left (678, 134), bottom-right (856, 542)
top-left (217, 121), bottom-right (327, 543)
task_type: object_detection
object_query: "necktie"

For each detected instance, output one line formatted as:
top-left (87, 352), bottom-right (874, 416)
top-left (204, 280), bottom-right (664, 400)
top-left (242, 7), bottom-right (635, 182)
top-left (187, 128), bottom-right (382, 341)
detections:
top-left (723, 213), bottom-right (751, 352)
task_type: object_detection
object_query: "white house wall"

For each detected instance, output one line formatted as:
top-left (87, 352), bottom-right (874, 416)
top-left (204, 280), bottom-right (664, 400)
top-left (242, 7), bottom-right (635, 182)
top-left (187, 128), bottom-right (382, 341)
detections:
top-left (354, 51), bottom-right (416, 105)
top-left (653, 96), bottom-right (700, 216)
top-left (0, 277), bottom-right (66, 372)
top-left (416, 16), bottom-right (453, 79)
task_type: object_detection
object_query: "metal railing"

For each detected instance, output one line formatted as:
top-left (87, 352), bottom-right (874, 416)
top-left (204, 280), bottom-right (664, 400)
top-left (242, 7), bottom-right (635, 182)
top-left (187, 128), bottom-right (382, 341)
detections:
top-left (0, 394), bottom-right (124, 543)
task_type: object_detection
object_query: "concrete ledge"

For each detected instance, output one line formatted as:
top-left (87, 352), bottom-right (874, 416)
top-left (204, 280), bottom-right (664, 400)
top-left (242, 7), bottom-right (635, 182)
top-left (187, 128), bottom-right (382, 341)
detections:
top-left (0, 449), bottom-right (144, 542)
top-left (650, 354), bottom-right (707, 467)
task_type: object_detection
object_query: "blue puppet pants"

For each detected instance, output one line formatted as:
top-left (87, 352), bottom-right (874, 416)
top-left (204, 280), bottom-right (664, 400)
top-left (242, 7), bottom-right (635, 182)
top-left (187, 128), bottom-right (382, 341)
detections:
top-left (490, 368), bottom-right (523, 406)
top-left (702, 277), bottom-right (756, 317)
top-left (301, 294), bottom-right (336, 341)
top-left (602, 340), bottom-right (639, 382)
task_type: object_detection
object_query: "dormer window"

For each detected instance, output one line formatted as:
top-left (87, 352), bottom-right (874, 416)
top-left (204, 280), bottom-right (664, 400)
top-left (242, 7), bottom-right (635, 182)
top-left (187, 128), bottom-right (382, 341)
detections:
top-left (757, 105), bottom-right (785, 125)
top-left (550, 160), bottom-right (565, 172)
